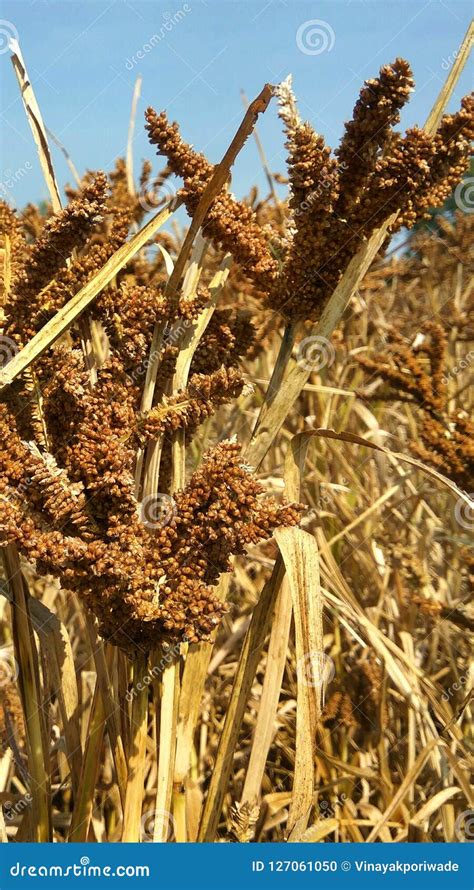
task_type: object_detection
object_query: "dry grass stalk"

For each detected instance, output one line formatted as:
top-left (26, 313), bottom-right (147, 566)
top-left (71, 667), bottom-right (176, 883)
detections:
top-left (28, 598), bottom-right (83, 796)
top-left (126, 76), bottom-right (142, 199)
top-left (0, 25), bottom-right (472, 846)
top-left (1, 546), bottom-right (52, 841)
top-left (0, 198), bottom-right (180, 389)
top-left (10, 39), bottom-right (62, 214)
top-left (274, 528), bottom-right (323, 834)
top-left (245, 214), bottom-right (397, 469)
top-left (122, 652), bottom-right (148, 841)
top-left (197, 557), bottom-right (287, 841)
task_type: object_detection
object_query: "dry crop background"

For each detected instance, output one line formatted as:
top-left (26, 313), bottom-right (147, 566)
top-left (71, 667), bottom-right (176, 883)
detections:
top-left (0, 16), bottom-right (473, 845)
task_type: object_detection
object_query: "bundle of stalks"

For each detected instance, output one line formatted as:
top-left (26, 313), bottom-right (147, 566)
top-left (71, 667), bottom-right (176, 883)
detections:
top-left (0, 29), bottom-right (473, 845)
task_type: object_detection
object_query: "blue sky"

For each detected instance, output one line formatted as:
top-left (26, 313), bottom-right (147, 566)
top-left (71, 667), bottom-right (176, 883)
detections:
top-left (1, 0), bottom-right (472, 210)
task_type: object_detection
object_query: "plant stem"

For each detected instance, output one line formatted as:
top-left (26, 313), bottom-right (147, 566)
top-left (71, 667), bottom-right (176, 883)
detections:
top-left (250, 320), bottom-right (297, 444)
top-left (122, 652), bottom-right (149, 842)
top-left (2, 544), bottom-right (52, 843)
top-left (245, 214), bottom-right (397, 470)
top-left (68, 680), bottom-right (105, 842)
top-left (154, 652), bottom-right (180, 842)
top-left (198, 557), bottom-right (286, 841)
top-left (2, 545), bottom-right (52, 842)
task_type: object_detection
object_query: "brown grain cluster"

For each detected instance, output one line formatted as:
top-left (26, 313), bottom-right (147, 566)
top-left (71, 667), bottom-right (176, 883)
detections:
top-left (145, 108), bottom-right (280, 293)
top-left (139, 366), bottom-right (245, 439)
top-left (1, 382), bottom-right (300, 648)
top-left (270, 65), bottom-right (473, 320)
top-left (3, 175), bottom-right (109, 343)
top-left (0, 177), bottom-right (299, 650)
top-left (357, 321), bottom-right (474, 491)
top-left (0, 678), bottom-right (25, 762)
top-left (1, 59), bottom-right (471, 658)
top-left (145, 61), bottom-right (473, 323)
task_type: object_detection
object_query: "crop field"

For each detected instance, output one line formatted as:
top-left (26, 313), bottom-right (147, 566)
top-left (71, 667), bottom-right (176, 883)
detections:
top-left (0, 13), bottom-right (472, 847)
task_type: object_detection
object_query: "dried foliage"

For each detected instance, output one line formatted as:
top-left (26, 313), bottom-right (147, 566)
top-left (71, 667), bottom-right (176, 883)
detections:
top-left (357, 321), bottom-right (473, 491)
top-left (0, 52), bottom-right (472, 846)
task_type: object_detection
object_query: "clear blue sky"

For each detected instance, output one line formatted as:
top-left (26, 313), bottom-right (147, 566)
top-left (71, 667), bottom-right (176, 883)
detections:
top-left (1, 0), bottom-right (472, 210)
